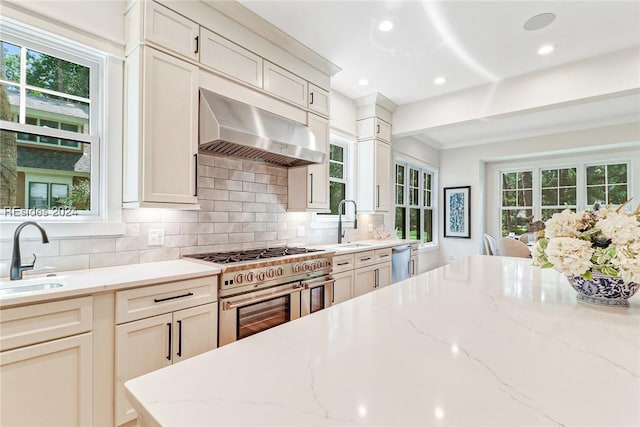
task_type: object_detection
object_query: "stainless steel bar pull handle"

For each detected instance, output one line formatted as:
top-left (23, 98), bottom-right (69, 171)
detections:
top-left (154, 292), bottom-right (194, 303)
top-left (376, 124), bottom-right (380, 134)
top-left (194, 154), bottom-right (198, 197)
top-left (336, 261), bottom-right (350, 266)
top-left (309, 173), bottom-right (314, 203)
top-left (310, 92), bottom-right (314, 105)
top-left (194, 35), bottom-right (199, 54)
top-left (374, 269), bottom-right (379, 288)
top-left (177, 320), bottom-right (183, 357)
top-left (166, 322), bottom-right (172, 361)
top-left (376, 185), bottom-right (380, 208)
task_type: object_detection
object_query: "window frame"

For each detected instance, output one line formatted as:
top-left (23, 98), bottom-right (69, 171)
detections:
top-left (1, 17), bottom-right (103, 219)
top-left (317, 133), bottom-right (355, 220)
top-left (497, 160), bottom-right (631, 237)
top-left (394, 156), bottom-right (438, 248)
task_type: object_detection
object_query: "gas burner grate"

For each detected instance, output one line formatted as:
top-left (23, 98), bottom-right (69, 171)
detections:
top-left (185, 247), bottom-right (323, 264)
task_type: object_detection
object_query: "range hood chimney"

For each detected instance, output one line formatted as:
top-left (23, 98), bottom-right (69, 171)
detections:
top-left (199, 89), bottom-right (326, 167)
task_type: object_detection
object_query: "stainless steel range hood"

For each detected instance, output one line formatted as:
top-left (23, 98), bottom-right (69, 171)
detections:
top-left (199, 89), bottom-right (326, 167)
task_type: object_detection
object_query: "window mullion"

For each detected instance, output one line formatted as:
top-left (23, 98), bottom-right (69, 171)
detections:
top-left (18, 45), bottom-right (27, 124)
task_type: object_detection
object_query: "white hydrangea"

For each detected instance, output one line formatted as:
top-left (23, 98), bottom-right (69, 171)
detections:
top-left (612, 241), bottom-right (640, 283)
top-left (597, 212), bottom-right (640, 245)
top-left (530, 240), bottom-right (548, 267)
top-left (545, 237), bottom-right (594, 277)
top-left (544, 209), bottom-right (587, 238)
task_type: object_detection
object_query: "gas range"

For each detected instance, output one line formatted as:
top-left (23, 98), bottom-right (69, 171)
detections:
top-left (184, 247), bottom-right (334, 297)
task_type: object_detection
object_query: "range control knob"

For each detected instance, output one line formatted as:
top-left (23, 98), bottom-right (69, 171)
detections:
top-left (276, 267), bottom-right (284, 276)
top-left (257, 271), bottom-right (266, 281)
top-left (246, 272), bottom-right (255, 283)
top-left (234, 273), bottom-right (244, 284)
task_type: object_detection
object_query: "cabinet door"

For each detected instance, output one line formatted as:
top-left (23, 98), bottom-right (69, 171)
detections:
top-left (1, 333), bottom-right (93, 427)
top-left (199, 28), bottom-right (262, 87)
top-left (308, 84), bottom-right (330, 116)
top-left (307, 113), bottom-right (330, 210)
top-left (263, 61), bottom-right (307, 107)
top-left (145, 0), bottom-right (199, 60)
top-left (377, 262), bottom-right (392, 288)
top-left (115, 313), bottom-right (173, 425)
top-left (356, 117), bottom-right (391, 142)
top-left (410, 256), bottom-right (418, 276)
top-left (374, 118), bottom-right (391, 142)
top-left (354, 266), bottom-right (376, 297)
top-left (332, 271), bottom-right (354, 305)
top-left (173, 303), bottom-right (218, 363)
top-left (142, 47), bottom-right (198, 204)
top-left (374, 140), bottom-right (391, 212)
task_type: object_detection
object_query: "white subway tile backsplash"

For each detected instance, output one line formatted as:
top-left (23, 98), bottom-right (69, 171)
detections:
top-left (41, 254), bottom-right (90, 272)
top-left (115, 236), bottom-right (148, 252)
top-left (242, 182), bottom-right (266, 193)
top-left (203, 165), bottom-right (228, 179)
top-left (161, 210), bottom-right (198, 223)
top-left (254, 231), bottom-right (278, 241)
top-left (242, 202), bottom-right (267, 212)
top-left (125, 223), bottom-right (141, 237)
top-left (229, 170), bottom-right (255, 182)
top-left (198, 211), bottom-right (229, 223)
top-left (90, 251), bottom-right (138, 269)
top-left (0, 238), bottom-right (60, 260)
top-left (214, 223), bottom-right (242, 233)
top-left (266, 184), bottom-right (287, 194)
top-left (229, 191), bottom-right (255, 202)
top-left (255, 213), bottom-right (279, 222)
top-left (228, 233), bottom-right (255, 243)
top-left (215, 201), bottom-right (243, 212)
top-left (164, 235), bottom-right (198, 248)
top-left (139, 223), bottom-right (181, 235)
top-left (139, 247), bottom-right (181, 263)
top-left (180, 223), bottom-right (214, 234)
top-left (242, 161), bottom-right (267, 173)
top-left (215, 180), bottom-right (243, 191)
top-left (60, 238), bottom-right (116, 256)
top-left (243, 222), bottom-right (266, 232)
top-left (266, 165), bottom-right (287, 177)
top-left (229, 212), bottom-right (255, 222)
top-left (198, 234), bottom-right (229, 245)
top-left (214, 157), bottom-right (243, 170)
top-left (199, 188), bottom-right (229, 201)
top-left (197, 177), bottom-right (215, 189)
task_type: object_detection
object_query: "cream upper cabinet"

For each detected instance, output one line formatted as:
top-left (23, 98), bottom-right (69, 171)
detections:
top-left (357, 117), bottom-right (392, 143)
top-left (263, 60), bottom-right (307, 107)
top-left (114, 277), bottom-right (217, 425)
top-left (308, 83), bottom-right (330, 116)
top-left (123, 46), bottom-right (199, 207)
top-left (143, 0), bottom-right (200, 60)
top-left (287, 113), bottom-right (330, 212)
top-left (0, 297), bottom-right (94, 427)
top-left (357, 139), bottom-right (391, 212)
top-left (199, 27), bottom-right (263, 88)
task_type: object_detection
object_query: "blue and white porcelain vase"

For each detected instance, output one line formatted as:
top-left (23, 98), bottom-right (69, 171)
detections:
top-left (566, 273), bottom-right (640, 307)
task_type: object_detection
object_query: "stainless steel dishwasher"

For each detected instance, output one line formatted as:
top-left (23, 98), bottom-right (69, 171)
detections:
top-left (391, 245), bottom-right (411, 283)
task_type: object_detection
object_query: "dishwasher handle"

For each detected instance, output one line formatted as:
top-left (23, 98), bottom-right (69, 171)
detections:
top-left (392, 245), bottom-right (411, 253)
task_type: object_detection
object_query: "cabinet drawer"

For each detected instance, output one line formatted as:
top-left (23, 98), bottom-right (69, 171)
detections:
top-left (0, 296), bottom-right (93, 352)
top-left (116, 276), bottom-right (217, 324)
top-left (332, 254), bottom-right (355, 274)
top-left (411, 243), bottom-right (419, 255)
top-left (354, 250), bottom-right (376, 268)
top-left (375, 248), bottom-right (392, 263)
top-left (199, 28), bottom-right (263, 87)
top-left (263, 60), bottom-right (307, 107)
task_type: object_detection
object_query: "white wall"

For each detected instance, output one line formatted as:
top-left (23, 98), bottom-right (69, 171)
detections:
top-left (439, 122), bottom-right (640, 265)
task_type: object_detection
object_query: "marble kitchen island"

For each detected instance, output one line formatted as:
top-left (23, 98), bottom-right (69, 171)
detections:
top-left (125, 255), bottom-right (640, 426)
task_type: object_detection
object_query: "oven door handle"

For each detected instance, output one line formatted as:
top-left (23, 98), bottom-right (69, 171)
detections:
top-left (301, 276), bottom-right (335, 289)
top-left (223, 284), bottom-right (303, 311)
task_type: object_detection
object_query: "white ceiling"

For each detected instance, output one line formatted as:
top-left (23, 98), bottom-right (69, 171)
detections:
top-left (239, 1), bottom-right (640, 148)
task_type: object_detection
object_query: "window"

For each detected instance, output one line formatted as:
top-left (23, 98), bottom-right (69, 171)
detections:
top-left (499, 162), bottom-right (630, 236)
top-left (395, 160), bottom-right (436, 245)
top-left (1, 22), bottom-right (101, 215)
top-left (321, 135), bottom-right (353, 216)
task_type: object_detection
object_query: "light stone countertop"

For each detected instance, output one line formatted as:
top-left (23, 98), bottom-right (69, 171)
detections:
top-left (125, 255), bottom-right (640, 426)
top-left (310, 238), bottom-right (419, 254)
top-left (0, 260), bottom-right (221, 307)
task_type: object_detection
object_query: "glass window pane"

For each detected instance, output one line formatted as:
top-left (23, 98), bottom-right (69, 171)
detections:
top-left (409, 169), bottom-right (419, 187)
top-left (409, 188), bottom-right (418, 206)
top-left (559, 187), bottom-right (577, 205)
top-left (26, 49), bottom-right (90, 98)
top-left (396, 184), bottom-right (404, 205)
top-left (541, 169), bottom-right (557, 187)
top-left (609, 184), bottom-right (628, 205)
top-left (50, 183), bottom-right (69, 206)
top-left (409, 208), bottom-right (419, 240)
top-left (587, 165), bottom-right (605, 185)
top-left (587, 186), bottom-right (606, 205)
top-left (1, 41), bottom-right (21, 83)
top-left (1, 84), bottom-right (19, 121)
top-left (423, 209), bottom-right (433, 243)
top-left (29, 182), bottom-right (48, 208)
top-left (425, 173), bottom-right (431, 189)
top-left (541, 188), bottom-right (557, 206)
top-left (521, 189), bottom-right (533, 206)
top-left (25, 89), bottom-right (89, 134)
top-left (541, 208), bottom-right (564, 221)
top-left (425, 190), bottom-right (431, 207)
top-left (501, 209), bottom-right (532, 237)
top-left (395, 207), bottom-right (406, 239)
top-left (329, 162), bottom-right (343, 179)
top-left (396, 165), bottom-right (404, 185)
top-left (559, 168), bottom-right (576, 186)
top-left (502, 190), bottom-right (516, 206)
top-left (608, 163), bottom-right (627, 184)
top-left (329, 144), bottom-right (343, 162)
top-left (328, 181), bottom-right (346, 215)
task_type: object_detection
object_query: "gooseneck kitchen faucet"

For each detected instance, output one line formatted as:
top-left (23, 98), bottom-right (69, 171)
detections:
top-left (10, 221), bottom-right (50, 280)
top-left (337, 199), bottom-right (358, 244)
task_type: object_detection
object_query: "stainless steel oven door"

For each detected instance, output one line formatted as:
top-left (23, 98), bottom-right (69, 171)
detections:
top-left (219, 281), bottom-right (302, 346)
top-left (300, 275), bottom-right (334, 317)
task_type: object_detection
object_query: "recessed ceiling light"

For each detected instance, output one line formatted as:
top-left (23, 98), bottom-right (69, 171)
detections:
top-left (434, 77), bottom-right (446, 85)
top-left (538, 44), bottom-right (555, 55)
top-left (378, 20), bottom-right (394, 32)
top-left (358, 78), bottom-right (369, 86)
top-left (524, 13), bottom-right (556, 31)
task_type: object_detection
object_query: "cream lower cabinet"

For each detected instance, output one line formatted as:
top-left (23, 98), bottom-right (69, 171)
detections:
top-left (353, 249), bottom-right (392, 297)
top-left (123, 45), bottom-right (199, 207)
top-left (288, 113), bottom-right (330, 212)
top-left (115, 303), bottom-right (217, 425)
top-left (410, 243), bottom-right (419, 276)
top-left (332, 271), bottom-right (354, 304)
top-left (114, 276), bottom-right (218, 425)
top-left (0, 297), bottom-right (94, 427)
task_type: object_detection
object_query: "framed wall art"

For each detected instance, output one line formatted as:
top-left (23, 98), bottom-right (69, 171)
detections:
top-left (443, 186), bottom-right (471, 238)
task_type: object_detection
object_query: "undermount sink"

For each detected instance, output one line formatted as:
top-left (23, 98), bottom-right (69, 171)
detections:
top-left (330, 243), bottom-right (373, 250)
top-left (0, 280), bottom-right (64, 296)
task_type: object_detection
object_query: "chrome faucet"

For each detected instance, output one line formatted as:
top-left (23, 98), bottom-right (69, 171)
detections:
top-left (337, 199), bottom-right (358, 244)
top-left (10, 221), bottom-right (50, 280)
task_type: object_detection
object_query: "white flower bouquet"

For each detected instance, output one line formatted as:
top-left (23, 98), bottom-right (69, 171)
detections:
top-left (532, 201), bottom-right (640, 283)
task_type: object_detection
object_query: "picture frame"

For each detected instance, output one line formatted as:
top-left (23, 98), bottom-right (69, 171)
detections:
top-left (443, 186), bottom-right (471, 238)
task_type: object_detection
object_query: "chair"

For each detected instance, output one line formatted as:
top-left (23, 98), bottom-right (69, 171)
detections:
top-left (483, 233), bottom-right (498, 256)
top-left (518, 234), bottom-right (529, 244)
top-left (497, 237), bottom-right (531, 258)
